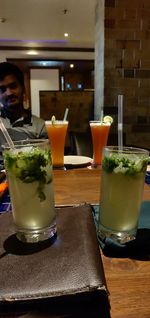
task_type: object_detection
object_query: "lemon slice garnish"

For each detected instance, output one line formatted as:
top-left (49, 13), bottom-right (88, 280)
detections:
top-left (103, 115), bottom-right (113, 124)
top-left (51, 115), bottom-right (56, 125)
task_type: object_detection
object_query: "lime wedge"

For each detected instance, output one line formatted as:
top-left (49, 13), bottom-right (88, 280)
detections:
top-left (103, 115), bottom-right (113, 124)
top-left (51, 115), bottom-right (56, 125)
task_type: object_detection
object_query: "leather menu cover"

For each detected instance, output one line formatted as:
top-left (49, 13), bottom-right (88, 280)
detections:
top-left (0, 204), bottom-right (110, 317)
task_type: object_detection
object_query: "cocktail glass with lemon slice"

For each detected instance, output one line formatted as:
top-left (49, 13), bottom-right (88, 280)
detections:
top-left (45, 116), bottom-right (68, 168)
top-left (90, 116), bottom-right (113, 166)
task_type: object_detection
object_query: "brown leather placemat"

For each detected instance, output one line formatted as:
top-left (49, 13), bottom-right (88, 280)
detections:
top-left (0, 204), bottom-right (110, 317)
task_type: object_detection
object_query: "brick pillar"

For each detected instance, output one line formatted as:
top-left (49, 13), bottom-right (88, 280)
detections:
top-left (104, 0), bottom-right (150, 149)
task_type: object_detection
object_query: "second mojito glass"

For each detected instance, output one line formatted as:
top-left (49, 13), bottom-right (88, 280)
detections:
top-left (99, 146), bottom-right (149, 244)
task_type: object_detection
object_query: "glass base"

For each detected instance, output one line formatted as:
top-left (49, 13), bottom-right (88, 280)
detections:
top-left (98, 223), bottom-right (136, 244)
top-left (53, 165), bottom-right (66, 170)
top-left (16, 222), bottom-right (57, 243)
top-left (90, 163), bottom-right (102, 169)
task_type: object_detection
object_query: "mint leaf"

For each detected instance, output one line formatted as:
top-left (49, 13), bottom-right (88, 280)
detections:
top-left (102, 154), bottom-right (148, 175)
top-left (4, 147), bottom-right (52, 201)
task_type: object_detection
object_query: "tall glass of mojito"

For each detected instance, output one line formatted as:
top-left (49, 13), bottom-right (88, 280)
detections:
top-left (2, 139), bottom-right (56, 243)
top-left (99, 146), bottom-right (149, 244)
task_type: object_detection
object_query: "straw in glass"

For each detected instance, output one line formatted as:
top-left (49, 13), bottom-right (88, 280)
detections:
top-left (100, 109), bottom-right (104, 123)
top-left (118, 95), bottom-right (123, 151)
top-left (63, 108), bottom-right (69, 121)
top-left (0, 118), bottom-right (14, 148)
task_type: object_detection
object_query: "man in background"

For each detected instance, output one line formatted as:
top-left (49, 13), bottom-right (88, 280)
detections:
top-left (0, 61), bottom-right (47, 143)
top-left (0, 62), bottom-right (47, 168)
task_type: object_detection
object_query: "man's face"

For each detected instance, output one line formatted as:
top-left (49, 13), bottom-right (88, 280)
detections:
top-left (0, 74), bottom-right (24, 114)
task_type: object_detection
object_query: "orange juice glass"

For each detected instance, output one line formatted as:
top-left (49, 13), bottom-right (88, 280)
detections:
top-left (45, 120), bottom-right (68, 168)
top-left (90, 121), bottom-right (111, 166)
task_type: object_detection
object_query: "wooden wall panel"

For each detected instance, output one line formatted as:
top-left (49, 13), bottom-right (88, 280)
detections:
top-left (40, 91), bottom-right (94, 133)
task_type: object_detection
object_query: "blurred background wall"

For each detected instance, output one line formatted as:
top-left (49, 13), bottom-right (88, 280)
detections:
top-left (103, 0), bottom-right (150, 149)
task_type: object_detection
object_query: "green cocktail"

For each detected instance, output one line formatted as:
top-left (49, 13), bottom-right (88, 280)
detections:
top-left (3, 139), bottom-right (56, 243)
top-left (99, 146), bottom-right (149, 243)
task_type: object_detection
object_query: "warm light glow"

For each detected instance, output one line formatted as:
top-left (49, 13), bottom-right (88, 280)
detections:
top-left (27, 50), bottom-right (38, 55)
top-left (70, 64), bottom-right (74, 68)
top-left (64, 33), bottom-right (69, 37)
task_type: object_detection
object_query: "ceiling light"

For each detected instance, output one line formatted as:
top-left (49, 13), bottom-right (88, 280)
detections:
top-left (27, 50), bottom-right (38, 55)
top-left (42, 62), bottom-right (47, 66)
top-left (64, 33), bottom-right (69, 37)
top-left (70, 64), bottom-right (74, 68)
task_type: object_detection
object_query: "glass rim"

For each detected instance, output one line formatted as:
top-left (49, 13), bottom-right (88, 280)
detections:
top-left (89, 120), bottom-right (112, 126)
top-left (103, 145), bottom-right (149, 155)
top-left (2, 138), bottom-right (49, 150)
top-left (45, 120), bottom-right (68, 124)
top-left (89, 121), bottom-right (111, 126)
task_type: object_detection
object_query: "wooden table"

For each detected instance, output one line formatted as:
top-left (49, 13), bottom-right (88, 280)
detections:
top-left (53, 168), bottom-right (150, 318)
top-left (53, 167), bottom-right (101, 206)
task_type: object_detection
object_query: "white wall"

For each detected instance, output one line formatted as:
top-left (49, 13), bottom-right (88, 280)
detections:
top-left (30, 69), bottom-right (59, 117)
top-left (0, 54), bottom-right (6, 62)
